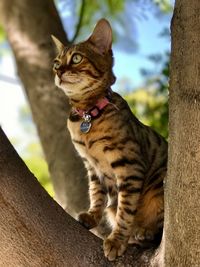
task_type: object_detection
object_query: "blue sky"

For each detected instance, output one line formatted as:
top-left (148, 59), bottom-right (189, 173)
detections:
top-left (0, 5), bottom-right (173, 152)
top-left (113, 10), bottom-right (171, 89)
top-left (58, 1), bottom-right (172, 89)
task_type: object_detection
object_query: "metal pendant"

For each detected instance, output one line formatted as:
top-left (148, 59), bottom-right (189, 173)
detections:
top-left (80, 121), bottom-right (92, 133)
top-left (80, 113), bottom-right (92, 133)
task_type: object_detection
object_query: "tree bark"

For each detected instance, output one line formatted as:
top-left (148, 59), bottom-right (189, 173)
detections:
top-left (166, 0), bottom-right (200, 265)
top-left (0, 127), bottom-right (155, 267)
top-left (0, 0), bottom-right (88, 216)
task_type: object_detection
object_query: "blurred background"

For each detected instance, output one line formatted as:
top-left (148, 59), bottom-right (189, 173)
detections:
top-left (0, 0), bottom-right (173, 200)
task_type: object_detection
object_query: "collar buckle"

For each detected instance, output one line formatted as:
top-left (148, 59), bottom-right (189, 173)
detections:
top-left (83, 113), bottom-right (92, 122)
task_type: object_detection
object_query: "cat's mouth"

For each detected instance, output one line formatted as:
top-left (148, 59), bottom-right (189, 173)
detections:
top-left (59, 79), bottom-right (73, 85)
top-left (58, 75), bottom-right (81, 85)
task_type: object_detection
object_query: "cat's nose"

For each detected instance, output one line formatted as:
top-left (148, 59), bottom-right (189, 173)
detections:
top-left (57, 69), bottom-right (65, 78)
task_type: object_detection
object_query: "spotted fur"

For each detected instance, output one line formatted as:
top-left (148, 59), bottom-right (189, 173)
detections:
top-left (52, 18), bottom-right (167, 261)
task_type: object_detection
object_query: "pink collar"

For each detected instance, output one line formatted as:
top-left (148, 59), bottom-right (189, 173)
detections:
top-left (74, 96), bottom-right (110, 118)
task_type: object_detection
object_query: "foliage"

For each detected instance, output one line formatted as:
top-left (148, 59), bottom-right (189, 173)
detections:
top-left (0, 26), bottom-right (7, 57)
top-left (24, 153), bottom-right (54, 196)
top-left (57, 0), bottom-right (172, 52)
top-left (125, 54), bottom-right (169, 139)
top-left (18, 106), bottom-right (54, 196)
top-left (153, 0), bottom-right (173, 13)
top-left (126, 86), bottom-right (168, 139)
top-left (0, 25), bottom-right (5, 43)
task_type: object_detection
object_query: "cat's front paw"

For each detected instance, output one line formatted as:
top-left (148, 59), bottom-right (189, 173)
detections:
top-left (103, 236), bottom-right (127, 261)
top-left (78, 212), bottom-right (98, 229)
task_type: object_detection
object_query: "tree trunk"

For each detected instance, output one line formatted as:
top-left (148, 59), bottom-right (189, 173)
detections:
top-left (0, 127), bottom-right (155, 267)
top-left (166, 0), bottom-right (200, 265)
top-left (0, 0), bottom-right (88, 216)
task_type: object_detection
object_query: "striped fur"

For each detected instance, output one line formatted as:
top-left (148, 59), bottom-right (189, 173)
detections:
top-left (52, 19), bottom-right (167, 261)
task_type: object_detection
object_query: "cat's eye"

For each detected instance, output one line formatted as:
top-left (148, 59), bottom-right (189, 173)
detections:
top-left (71, 53), bottom-right (83, 64)
top-left (53, 61), bottom-right (61, 70)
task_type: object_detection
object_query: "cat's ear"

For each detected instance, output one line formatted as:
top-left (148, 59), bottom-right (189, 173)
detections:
top-left (88, 19), bottom-right (112, 55)
top-left (51, 35), bottom-right (64, 53)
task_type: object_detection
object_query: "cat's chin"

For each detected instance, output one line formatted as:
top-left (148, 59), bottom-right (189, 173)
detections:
top-left (58, 84), bottom-right (82, 98)
top-left (59, 87), bottom-right (74, 97)
top-left (55, 80), bottom-right (76, 96)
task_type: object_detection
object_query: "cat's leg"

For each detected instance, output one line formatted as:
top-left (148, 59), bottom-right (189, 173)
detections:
top-left (133, 188), bottom-right (164, 242)
top-left (78, 161), bottom-right (107, 229)
top-left (103, 157), bottom-right (145, 261)
top-left (132, 169), bottom-right (165, 242)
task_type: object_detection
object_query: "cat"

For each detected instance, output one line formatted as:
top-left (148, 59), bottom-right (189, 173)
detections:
top-left (52, 18), bottom-right (167, 261)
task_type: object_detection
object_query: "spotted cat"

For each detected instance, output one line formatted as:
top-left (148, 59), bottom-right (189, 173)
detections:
top-left (52, 18), bottom-right (167, 261)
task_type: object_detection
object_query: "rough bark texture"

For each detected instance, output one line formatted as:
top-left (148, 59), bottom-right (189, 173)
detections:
top-left (0, 127), bottom-right (155, 267)
top-left (166, 0), bottom-right (200, 265)
top-left (0, 0), bottom-right (88, 216)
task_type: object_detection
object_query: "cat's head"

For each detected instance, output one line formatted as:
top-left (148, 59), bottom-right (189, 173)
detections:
top-left (52, 19), bottom-right (115, 106)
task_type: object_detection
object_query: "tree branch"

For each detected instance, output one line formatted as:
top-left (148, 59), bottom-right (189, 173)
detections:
top-left (70, 0), bottom-right (86, 43)
top-left (0, 127), bottom-right (156, 267)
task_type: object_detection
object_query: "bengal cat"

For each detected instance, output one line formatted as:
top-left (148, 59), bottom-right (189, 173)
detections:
top-left (52, 19), bottom-right (167, 261)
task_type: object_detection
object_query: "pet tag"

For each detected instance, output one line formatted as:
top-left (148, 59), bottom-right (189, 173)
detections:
top-left (80, 121), bottom-right (92, 133)
top-left (80, 113), bottom-right (92, 133)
